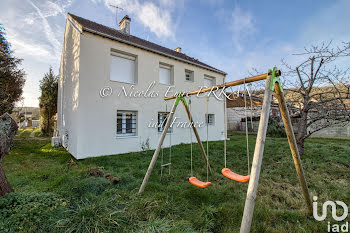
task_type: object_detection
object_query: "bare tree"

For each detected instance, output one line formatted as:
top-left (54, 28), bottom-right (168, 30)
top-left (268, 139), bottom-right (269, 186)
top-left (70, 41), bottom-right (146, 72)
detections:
top-left (282, 41), bottom-right (350, 155)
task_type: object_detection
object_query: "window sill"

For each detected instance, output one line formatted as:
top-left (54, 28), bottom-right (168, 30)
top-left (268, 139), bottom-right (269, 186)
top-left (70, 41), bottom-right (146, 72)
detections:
top-left (116, 135), bottom-right (138, 139)
top-left (110, 80), bottom-right (136, 85)
top-left (158, 82), bottom-right (174, 86)
top-left (158, 131), bottom-right (173, 134)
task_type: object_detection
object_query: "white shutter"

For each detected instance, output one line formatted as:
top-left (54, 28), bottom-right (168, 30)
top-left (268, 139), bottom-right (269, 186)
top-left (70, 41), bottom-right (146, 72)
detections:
top-left (159, 64), bottom-right (171, 85)
top-left (204, 77), bottom-right (213, 87)
top-left (110, 52), bottom-right (135, 83)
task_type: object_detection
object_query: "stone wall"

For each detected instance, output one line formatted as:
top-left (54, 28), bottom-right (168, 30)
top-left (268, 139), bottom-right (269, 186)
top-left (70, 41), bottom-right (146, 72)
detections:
top-left (310, 122), bottom-right (350, 138)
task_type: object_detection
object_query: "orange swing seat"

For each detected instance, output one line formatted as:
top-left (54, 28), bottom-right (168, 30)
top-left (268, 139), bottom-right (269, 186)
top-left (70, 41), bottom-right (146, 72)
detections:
top-left (189, 177), bottom-right (212, 188)
top-left (221, 168), bottom-right (250, 183)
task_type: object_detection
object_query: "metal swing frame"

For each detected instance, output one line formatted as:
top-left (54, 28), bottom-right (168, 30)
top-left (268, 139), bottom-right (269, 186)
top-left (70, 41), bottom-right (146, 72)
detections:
top-left (138, 68), bottom-right (312, 233)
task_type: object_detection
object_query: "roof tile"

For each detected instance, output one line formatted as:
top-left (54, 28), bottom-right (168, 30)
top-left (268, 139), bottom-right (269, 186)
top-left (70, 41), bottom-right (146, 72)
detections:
top-left (68, 13), bottom-right (226, 75)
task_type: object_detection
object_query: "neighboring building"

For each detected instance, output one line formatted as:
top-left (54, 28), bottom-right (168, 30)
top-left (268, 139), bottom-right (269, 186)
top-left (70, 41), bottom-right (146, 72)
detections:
top-left (227, 92), bottom-right (350, 138)
top-left (11, 107), bottom-right (40, 128)
top-left (226, 93), bottom-right (281, 131)
top-left (57, 13), bottom-right (226, 159)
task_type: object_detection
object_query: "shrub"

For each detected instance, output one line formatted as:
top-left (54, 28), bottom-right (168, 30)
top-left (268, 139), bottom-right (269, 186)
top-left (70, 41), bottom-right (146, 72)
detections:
top-left (0, 192), bottom-right (67, 232)
top-left (267, 118), bottom-right (286, 137)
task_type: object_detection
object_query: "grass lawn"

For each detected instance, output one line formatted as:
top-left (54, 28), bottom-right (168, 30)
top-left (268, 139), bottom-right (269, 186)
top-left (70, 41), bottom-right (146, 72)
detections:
top-left (1, 131), bottom-right (349, 232)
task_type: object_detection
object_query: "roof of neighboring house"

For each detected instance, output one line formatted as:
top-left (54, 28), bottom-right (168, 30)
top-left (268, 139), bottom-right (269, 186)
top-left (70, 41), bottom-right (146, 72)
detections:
top-left (226, 92), bottom-right (302, 117)
top-left (67, 13), bottom-right (226, 75)
top-left (226, 93), bottom-right (274, 108)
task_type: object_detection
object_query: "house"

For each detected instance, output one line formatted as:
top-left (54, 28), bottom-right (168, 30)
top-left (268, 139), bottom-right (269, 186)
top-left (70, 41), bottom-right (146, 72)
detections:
top-left (57, 13), bottom-right (226, 159)
top-left (11, 107), bottom-right (40, 128)
top-left (226, 91), bottom-right (350, 138)
top-left (226, 93), bottom-right (281, 131)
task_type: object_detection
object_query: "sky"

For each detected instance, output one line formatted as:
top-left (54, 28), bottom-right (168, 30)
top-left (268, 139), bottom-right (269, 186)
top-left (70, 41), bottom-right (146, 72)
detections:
top-left (1, 0), bottom-right (349, 107)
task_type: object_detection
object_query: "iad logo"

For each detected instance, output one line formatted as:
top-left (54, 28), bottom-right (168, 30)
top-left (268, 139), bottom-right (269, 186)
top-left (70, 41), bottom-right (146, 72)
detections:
top-left (313, 196), bottom-right (349, 232)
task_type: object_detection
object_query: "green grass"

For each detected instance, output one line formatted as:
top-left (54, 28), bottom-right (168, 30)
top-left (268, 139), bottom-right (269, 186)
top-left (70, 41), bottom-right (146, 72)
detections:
top-left (1, 132), bottom-right (349, 232)
top-left (16, 127), bottom-right (43, 138)
top-left (16, 128), bottom-right (34, 138)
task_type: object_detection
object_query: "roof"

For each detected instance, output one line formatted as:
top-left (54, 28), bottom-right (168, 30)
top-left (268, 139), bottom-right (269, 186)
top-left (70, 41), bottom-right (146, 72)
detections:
top-left (67, 13), bottom-right (226, 75)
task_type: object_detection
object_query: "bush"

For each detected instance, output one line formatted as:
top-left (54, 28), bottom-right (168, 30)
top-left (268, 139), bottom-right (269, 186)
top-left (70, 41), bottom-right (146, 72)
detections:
top-left (0, 192), bottom-right (67, 232)
top-left (267, 118), bottom-right (286, 137)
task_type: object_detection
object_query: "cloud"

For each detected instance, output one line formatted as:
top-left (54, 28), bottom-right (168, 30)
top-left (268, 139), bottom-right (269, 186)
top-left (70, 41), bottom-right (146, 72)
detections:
top-left (97, 0), bottom-right (175, 39)
top-left (229, 6), bottom-right (255, 52)
top-left (6, 35), bottom-right (53, 61)
top-left (24, 0), bottom-right (72, 24)
top-left (0, 0), bottom-right (73, 106)
top-left (137, 2), bottom-right (173, 38)
top-left (26, 0), bottom-right (62, 57)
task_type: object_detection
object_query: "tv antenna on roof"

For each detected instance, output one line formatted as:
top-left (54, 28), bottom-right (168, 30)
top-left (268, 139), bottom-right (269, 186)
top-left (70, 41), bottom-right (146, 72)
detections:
top-left (109, 4), bottom-right (123, 28)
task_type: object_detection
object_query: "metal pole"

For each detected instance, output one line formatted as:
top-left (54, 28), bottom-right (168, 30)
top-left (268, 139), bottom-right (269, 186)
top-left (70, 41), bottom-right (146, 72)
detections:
top-left (138, 99), bottom-right (178, 194)
top-left (274, 82), bottom-right (312, 214)
top-left (240, 75), bottom-right (272, 233)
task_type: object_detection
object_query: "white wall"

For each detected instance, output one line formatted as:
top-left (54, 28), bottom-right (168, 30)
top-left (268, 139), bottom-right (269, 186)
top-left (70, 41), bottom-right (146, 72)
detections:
top-left (57, 20), bottom-right (81, 157)
top-left (59, 22), bottom-right (226, 159)
top-left (227, 107), bottom-right (261, 131)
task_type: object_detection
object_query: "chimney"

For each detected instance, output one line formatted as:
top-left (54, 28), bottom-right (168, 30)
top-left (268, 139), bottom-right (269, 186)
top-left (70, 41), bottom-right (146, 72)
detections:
top-left (174, 47), bottom-right (182, 53)
top-left (119, 15), bottom-right (131, 35)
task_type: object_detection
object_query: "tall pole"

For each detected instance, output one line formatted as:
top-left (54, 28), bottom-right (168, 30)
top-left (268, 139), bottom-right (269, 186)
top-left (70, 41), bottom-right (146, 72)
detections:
top-left (274, 82), bottom-right (312, 214)
top-left (139, 99), bottom-right (178, 194)
top-left (240, 75), bottom-right (272, 233)
top-left (109, 4), bottom-right (123, 27)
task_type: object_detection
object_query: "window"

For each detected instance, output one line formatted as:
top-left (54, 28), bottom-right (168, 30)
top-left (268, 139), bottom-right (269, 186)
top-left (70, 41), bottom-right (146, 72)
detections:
top-left (158, 112), bottom-right (172, 133)
top-left (117, 111), bottom-right (137, 137)
top-left (205, 114), bottom-right (215, 125)
top-left (159, 63), bottom-right (172, 85)
top-left (185, 69), bottom-right (194, 82)
top-left (110, 51), bottom-right (136, 83)
top-left (204, 75), bottom-right (216, 87)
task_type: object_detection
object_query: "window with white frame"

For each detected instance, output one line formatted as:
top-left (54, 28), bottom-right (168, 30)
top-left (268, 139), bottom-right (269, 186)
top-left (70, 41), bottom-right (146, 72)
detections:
top-left (204, 75), bottom-right (216, 87)
top-left (110, 51), bottom-right (136, 84)
top-left (185, 69), bottom-right (194, 82)
top-left (158, 112), bottom-right (172, 133)
top-left (205, 114), bottom-right (215, 125)
top-left (159, 63), bottom-right (172, 85)
top-left (117, 111), bottom-right (137, 137)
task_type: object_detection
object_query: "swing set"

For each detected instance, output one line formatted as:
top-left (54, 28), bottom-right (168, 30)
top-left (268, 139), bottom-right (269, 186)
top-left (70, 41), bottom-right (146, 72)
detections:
top-left (138, 67), bottom-right (313, 233)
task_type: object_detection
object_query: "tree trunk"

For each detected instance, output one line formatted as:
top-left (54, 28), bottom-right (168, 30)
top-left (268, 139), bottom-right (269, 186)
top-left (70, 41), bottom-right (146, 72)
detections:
top-left (0, 163), bottom-right (13, 196)
top-left (0, 113), bottom-right (17, 197)
top-left (46, 111), bottom-right (50, 135)
top-left (296, 139), bottom-right (305, 156)
top-left (296, 111), bottom-right (308, 155)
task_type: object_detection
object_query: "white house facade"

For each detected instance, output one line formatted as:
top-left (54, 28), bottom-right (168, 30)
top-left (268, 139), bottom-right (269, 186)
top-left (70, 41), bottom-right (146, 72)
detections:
top-left (57, 13), bottom-right (227, 159)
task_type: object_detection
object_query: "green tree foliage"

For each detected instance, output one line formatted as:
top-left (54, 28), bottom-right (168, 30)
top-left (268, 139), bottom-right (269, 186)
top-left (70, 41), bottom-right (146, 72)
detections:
top-left (39, 67), bottom-right (58, 135)
top-left (0, 25), bottom-right (26, 115)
